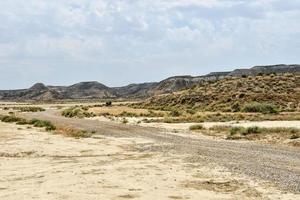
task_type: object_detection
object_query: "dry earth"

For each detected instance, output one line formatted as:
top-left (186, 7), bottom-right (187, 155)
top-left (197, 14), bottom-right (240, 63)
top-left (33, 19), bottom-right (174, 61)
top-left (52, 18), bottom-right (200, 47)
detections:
top-left (16, 111), bottom-right (300, 190)
top-left (0, 122), bottom-right (299, 200)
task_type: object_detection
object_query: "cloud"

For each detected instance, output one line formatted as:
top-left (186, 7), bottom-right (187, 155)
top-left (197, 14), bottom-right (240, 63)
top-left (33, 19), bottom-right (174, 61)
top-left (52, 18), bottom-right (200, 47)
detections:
top-left (0, 0), bottom-right (299, 89)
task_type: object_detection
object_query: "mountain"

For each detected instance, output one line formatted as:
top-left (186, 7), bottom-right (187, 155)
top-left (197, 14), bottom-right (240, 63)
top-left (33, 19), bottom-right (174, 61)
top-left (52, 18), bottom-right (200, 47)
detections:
top-left (62, 82), bottom-right (116, 99)
top-left (0, 83), bottom-right (62, 101)
top-left (0, 64), bottom-right (299, 101)
top-left (228, 64), bottom-right (300, 77)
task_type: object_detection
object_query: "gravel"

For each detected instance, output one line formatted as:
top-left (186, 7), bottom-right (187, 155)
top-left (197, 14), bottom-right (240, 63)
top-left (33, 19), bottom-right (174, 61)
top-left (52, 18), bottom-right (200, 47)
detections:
top-left (23, 110), bottom-right (300, 193)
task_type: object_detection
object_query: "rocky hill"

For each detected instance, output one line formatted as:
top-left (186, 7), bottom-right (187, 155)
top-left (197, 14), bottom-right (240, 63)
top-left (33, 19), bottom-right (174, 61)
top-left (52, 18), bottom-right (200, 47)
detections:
top-left (0, 64), bottom-right (299, 101)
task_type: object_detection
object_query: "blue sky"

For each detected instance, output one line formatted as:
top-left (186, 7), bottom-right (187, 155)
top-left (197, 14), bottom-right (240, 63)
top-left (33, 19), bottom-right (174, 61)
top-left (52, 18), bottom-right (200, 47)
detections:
top-left (0, 0), bottom-right (299, 89)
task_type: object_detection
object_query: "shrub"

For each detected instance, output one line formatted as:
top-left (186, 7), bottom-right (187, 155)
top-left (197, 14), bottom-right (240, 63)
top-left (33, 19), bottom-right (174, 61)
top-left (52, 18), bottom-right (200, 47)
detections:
top-left (290, 135), bottom-right (299, 140)
top-left (105, 101), bottom-right (112, 107)
top-left (30, 119), bottom-right (56, 131)
top-left (186, 109), bottom-right (196, 115)
top-left (242, 126), bottom-right (262, 135)
top-left (242, 102), bottom-right (279, 114)
top-left (0, 115), bottom-right (22, 123)
top-left (231, 102), bottom-right (241, 112)
top-left (170, 110), bottom-right (181, 117)
top-left (229, 126), bottom-right (262, 136)
top-left (189, 124), bottom-right (204, 131)
top-left (0, 115), bottom-right (56, 131)
top-left (56, 127), bottom-right (93, 138)
top-left (121, 118), bottom-right (128, 124)
top-left (230, 127), bottom-right (244, 135)
top-left (118, 111), bottom-right (138, 117)
top-left (61, 107), bottom-right (95, 118)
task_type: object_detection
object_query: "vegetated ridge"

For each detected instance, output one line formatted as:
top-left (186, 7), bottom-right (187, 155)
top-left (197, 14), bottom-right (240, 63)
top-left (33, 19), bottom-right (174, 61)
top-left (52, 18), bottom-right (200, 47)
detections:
top-left (137, 73), bottom-right (300, 112)
top-left (0, 64), bottom-right (299, 101)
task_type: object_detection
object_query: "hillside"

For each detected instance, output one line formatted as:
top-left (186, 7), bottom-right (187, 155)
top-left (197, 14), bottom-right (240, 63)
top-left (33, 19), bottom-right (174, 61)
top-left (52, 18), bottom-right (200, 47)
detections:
top-left (137, 73), bottom-right (300, 112)
top-left (0, 64), bottom-right (299, 101)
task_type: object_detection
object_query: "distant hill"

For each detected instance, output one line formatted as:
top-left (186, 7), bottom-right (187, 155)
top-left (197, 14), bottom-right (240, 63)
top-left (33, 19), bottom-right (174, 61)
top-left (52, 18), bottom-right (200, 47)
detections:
top-left (138, 73), bottom-right (300, 112)
top-left (0, 64), bottom-right (299, 101)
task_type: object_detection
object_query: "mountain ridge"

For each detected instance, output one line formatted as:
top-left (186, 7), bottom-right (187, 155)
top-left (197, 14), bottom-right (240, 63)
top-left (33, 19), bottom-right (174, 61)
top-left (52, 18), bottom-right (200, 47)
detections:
top-left (0, 64), bottom-right (299, 101)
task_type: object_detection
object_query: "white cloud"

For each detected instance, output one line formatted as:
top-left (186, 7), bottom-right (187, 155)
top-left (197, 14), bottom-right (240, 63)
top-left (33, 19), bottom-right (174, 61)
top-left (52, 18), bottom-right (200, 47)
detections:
top-left (0, 0), bottom-right (299, 89)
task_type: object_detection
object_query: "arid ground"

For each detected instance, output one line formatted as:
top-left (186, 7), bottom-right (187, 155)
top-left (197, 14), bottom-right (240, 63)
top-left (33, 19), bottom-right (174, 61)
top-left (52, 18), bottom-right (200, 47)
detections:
top-left (0, 104), bottom-right (300, 199)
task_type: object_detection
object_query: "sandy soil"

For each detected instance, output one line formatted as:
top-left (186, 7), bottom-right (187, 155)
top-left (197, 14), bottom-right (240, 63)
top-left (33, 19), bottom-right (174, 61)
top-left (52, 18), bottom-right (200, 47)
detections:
top-left (89, 106), bottom-right (151, 115)
top-left (1, 122), bottom-right (298, 200)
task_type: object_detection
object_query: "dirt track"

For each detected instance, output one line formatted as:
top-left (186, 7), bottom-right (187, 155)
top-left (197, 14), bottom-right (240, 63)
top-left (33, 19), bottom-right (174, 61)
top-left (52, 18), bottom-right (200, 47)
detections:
top-left (22, 110), bottom-right (300, 193)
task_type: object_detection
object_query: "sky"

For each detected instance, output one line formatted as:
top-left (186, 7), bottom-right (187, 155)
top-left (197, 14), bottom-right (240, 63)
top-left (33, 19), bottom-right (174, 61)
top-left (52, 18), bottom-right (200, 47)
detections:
top-left (0, 0), bottom-right (299, 89)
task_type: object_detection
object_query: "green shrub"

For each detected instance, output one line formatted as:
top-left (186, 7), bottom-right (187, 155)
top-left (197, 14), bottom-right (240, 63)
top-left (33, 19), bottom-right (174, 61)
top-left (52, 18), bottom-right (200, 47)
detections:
top-left (229, 126), bottom-right (262, 136)
top-left (0, 115), bottom-right (56, 131)
top-left (62, 107), bottom-right (95, 118)
top-left (230, 127), bottom-right (244, 135)
top-left (242, 126), bottom-right (262, 135)
top-left (30, 119), bottom-right (56, 131)
top-left (189, 124), bottom-right (204, 131)
top-left (0, 115), bottom-right (22, 123)
top-left (242, 102), bottom-right (279, 114)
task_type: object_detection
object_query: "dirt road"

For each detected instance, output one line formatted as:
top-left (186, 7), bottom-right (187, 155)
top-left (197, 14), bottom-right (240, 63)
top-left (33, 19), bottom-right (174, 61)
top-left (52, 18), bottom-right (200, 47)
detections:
top-left (22, 110), bottom-right (300, 193)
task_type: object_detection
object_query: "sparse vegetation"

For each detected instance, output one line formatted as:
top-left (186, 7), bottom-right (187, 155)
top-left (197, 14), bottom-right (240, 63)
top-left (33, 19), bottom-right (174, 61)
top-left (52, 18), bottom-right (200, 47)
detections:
top-left (140, 112), bottom-right (300, 123)
top-left (121, 118), bottom-right (129, 124)
top-left (2, 106), bottom-right (45, 112)
top-left (242, 102), bottom-right (279, 114)
top-left (62, 106), bottom-right (96, 118)
top-left (55, 126), bottom-right (93, 138)
top-left (30, 118), bottom-right (56, 131)
top-left (0, 115), bottom-right (56, 131)
top-left (170, 110), bottom-right (182, 117)
top-left (204, 125), bottom-right (300, 143)
top-left (133, 74), bottom-right (300, 113)
top-left (189, 124), bottom-right (204, 131)
top-left (105, 101), bottom-right (112, 106)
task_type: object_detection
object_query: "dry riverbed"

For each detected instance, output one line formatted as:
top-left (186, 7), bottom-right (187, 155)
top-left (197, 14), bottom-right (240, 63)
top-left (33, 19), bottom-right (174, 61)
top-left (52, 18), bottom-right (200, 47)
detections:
top-left (0, 122), bottom-right (298, 199)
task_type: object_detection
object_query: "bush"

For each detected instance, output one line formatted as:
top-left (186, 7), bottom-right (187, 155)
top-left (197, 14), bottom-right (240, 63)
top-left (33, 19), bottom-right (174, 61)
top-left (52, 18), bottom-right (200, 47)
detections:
top-left (231, 102), bottom-right (241, 112)
top-left (55, 127), bottom-right (93, 138)
top-left (189, 124), bottom-right (204, 131)
top-left (0, 115), bottom-right (56, 131)
top-left (17, 107), bottom-right (45, 112)
top-left (0, 115), bottom-right (23, 123)
top-left (30, 119), bottom-right (56, 131)
top-left (230, 127), bottom-right (244, 135)
top-left (118, 111), bottom-right (138, 117)
top-left (170, 110), bottom-right (181, 117)
top-left (121, 118), bottom-right (128, 124)
top-left (186, 109), bottom-right (196, 115)
top-left (242, 102), bottom-right (279, 114)
top-left (229, 126), bottom-right (262, 136)
top-left (62, 107), bottom-right (95, 118)
top-left (105, 101), bottom-right (112, 107)
top-left (242, 126), bottom-right (262, 135)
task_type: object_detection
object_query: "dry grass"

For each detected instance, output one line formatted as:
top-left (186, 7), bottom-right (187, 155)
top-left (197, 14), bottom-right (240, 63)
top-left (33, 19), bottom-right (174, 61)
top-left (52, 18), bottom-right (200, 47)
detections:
top-left (134, 73), bottom-right (300, 112)
top-left (89, 106), bottom-right (157, 116)
top-left (203, 125), bottom-right (300, 145)
top-left (148, 112), bottom-right (300, 123)
top-left (55, 126), bottom-right (94, 138)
